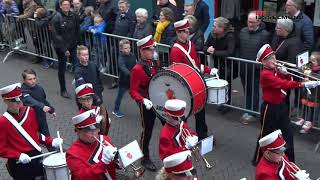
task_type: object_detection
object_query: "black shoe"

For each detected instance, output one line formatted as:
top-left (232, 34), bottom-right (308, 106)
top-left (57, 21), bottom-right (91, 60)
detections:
top-left (141, 159), bottom-right (156, 171)
top-left (60, 91), bottom-right (71, 99)
top-left (108, 82), bottom-right (118, 89)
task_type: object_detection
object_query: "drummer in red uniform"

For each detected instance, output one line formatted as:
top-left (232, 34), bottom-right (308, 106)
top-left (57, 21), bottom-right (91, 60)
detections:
top-left (0, 83), bottom-right (63, 180)
top-left (170, 19), bottom-right (218, 141)
top-left (156, 150), bottom-right (198, 180)
top-left (66, 109), bottom-right (118, 180)
top-left (75, 83), bottom-right (110, 135)
top-left (253, 44), bottom-right (320, 165)
top-left (159, 99), bottom-right (198, 160)
top-left (256, 129), bottom-right (311, 180)
top-left (130, 35), bottom-right (165, 171)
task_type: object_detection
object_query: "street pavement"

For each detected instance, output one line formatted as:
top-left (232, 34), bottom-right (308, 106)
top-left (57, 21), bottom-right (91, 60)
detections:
top-left (0, 52), bottom-right (320, 180)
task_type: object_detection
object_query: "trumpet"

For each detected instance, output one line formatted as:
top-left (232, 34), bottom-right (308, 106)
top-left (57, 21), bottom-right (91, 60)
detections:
top-left (180, 127), bottom-right (213, 169)
top-left (94, 136), bottom-right (145, 178)
top-left (282, 157), bottom-right (311, 180)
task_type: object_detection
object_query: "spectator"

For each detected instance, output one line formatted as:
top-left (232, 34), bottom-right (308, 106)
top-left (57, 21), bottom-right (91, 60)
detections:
top-left (21, 69), bottom-right (56, 139)
top-left (34, 7), bottom-right (56, 69)
top-left (238, 11), bottom-right (270, 123)
top-left (75, 45), bottom-right (104, 107)
top-left (193, 0), bottom-right (209, 33)
top-left (295, 52), bottom-right (320, 133)
top-left (152, 0), bottom-right (178, 23)
top-left (51, 0), bottom-right (80, 98)
top-left (133, 8), bottom-right (153, 40)
top-left (154, 7), bottom-right (175, 45)
top-left (97, 0), bottom-right (117, 33)
top-left (17, 0), bottom-right (37, 19)
top-left (183, 3), bottom-right (194, 16)
top-left (80, 6), bottom-right (94, 33)
top-left (87, 14), bottom-right (107, 69)
top-left (0, 0), bottom-right (19, 16)
top-left (204, 17), bottom-right (236, 114)
top-left (184, 15), bottom-right (204, 51)
top-left (72, 0), bottom-right (85, 23)
top-left (285, 0), bottom-right (314, 50)
top-left (271, 19), bottom-right (304, 64)
top-left (112, 39), bottom-right (136, 118)
top-left (113, 0), bottom-right (135, 37)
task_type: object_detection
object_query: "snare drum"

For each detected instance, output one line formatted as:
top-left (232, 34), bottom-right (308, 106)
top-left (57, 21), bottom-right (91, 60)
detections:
top-left (205, 78), bottom-right (229, 104)
top-left (43, 153), bottom-right (70, 180)
top-left (149, 63), bottom-right (207, 120)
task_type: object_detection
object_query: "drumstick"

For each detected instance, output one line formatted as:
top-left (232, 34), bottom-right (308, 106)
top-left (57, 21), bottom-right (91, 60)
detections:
top-left (93, 136), bottom-right (114, 148)
top-left (16, 151), bottom-right (57, 164)
top-left (57, 131), bottom-right (63, 154)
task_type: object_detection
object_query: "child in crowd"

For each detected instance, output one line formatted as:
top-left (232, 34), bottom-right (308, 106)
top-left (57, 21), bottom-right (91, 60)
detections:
top-left (87, 14), bottom-right (107, 71)
top-left (21, 69), bottom-right (56, 137)
top-left (295, 51), bottom-right (320, 133)
top-left (112, 39), bottom-right (136, 118)
top-left (0, 0), bottom-right (19, 16)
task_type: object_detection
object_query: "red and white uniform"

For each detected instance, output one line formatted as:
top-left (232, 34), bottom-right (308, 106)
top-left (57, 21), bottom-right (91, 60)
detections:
top-left (260, 68), bottom-right (303, 104)
top-left (0, 106), bottom-right (53, 159)
top-left (79, 105), bottom-right (97, 114)
top-left (256, 156), bottom-right (294, 180)
top-left (159, 121), bottom-right (195, 160)
top-left (170, 40), bottom-right (211, 74)
top-left (130, 60), bottom-right (157, 102)
top-left (66, 135), bottom-right (117, 180)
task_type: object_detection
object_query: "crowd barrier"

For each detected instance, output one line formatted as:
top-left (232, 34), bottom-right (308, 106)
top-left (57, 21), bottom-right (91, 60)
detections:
top-left (1, 15), bottom-right (319, 130)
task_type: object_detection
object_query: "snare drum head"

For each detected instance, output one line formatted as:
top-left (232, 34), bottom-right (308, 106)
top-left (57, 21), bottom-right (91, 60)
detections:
top-left (43, 153), bottom-right (66, 167)
top-left (149, 70), bottom-right (193, 121)
top-left (205, 79), bottom-right (228, 88)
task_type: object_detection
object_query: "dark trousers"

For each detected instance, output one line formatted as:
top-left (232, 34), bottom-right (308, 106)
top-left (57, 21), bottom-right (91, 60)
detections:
top-left (194, 108), bottom-right (208, 140)
top-left (113, 86), bottom-right (127, 112)
top-left (240, 70), bottom-right (260, 112)
top-left (6, 150), bottom-right (44, 180)
top-left (35, 110), bottom-right (50, 136)
top-left (55, 47), bottom-right (77, 92)
top-left (253, 102), bottom-right (295, 164)
top-left (138, 103), bottom-right (165, 158)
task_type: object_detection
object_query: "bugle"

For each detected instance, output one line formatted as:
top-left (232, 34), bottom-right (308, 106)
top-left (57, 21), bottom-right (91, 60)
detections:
top-left (282, 157), bottom-right (311, 180)
top-left (180, 128), bottom-right (213, 169)
top-left (93, 136), bottom-right (145, 178)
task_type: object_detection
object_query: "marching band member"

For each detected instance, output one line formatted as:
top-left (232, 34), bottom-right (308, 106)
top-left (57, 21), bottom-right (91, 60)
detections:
top-left (159, 99), bottom-right (198, 160)
top-left (253, 44), bottom-right (320, 165)
top-left (0, 83), bottom-right (63, 179)
top-left (256, 129), bottom-right (311, 180)
top-left (156, 150), bottom-right (198, 180)
top-left (75, 83), bottom-right (110, 135)
top-left (130, 35), bottom-right (165, 171)
top-left (170, 19), bottom-right (218, 140)
top-left (66, 109), bottom-right (118, 180)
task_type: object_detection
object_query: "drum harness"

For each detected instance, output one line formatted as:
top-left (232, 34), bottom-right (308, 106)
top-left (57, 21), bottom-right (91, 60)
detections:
top-left (173, 41), bottom-right (200, 72)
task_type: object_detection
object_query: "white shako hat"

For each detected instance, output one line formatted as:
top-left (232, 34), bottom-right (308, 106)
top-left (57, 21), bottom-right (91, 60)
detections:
top-left (174, 19), bottom-right (190, 31)
top-left (136, 35), bottom-right (155, 50)
top-left (0, 83), bottom-right (22, 101)
top-left (164, 99), bottom-right (186, 117)
top-left (256, 44), bottom-right (274, 62)
top-left (75, 83), bottom-right (94, 98)
top-left (259, 129), bottom-right (286, 152)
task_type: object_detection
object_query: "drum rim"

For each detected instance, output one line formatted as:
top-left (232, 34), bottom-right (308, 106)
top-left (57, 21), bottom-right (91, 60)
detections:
top-left (148, 69), bottom-right (194, 121)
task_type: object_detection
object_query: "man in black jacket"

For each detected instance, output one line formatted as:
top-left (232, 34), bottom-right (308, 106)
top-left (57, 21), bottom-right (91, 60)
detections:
top-left (193, 0), bottom-right (209, 33)
top-left (97, 0), bottom-right (117, 33)
top-left (51, 0), bottom-right (80, 98)
top-left (21, 69), bottom-right (55, 137)
top-left (238, 11), bottom-right (270, 123)
top-left (113, 0), bottom-right (136, 38)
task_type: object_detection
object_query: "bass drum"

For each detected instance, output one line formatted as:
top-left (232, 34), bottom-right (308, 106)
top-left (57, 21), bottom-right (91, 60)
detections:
top-left (148, 63), bottom-right (207, 121)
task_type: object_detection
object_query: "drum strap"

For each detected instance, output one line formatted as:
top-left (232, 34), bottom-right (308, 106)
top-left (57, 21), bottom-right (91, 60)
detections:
top-left (3, 107), bottom-right (42, 152)
top-left (138, 61), bottom-right (152, 77)
top-left (173, 41), bottom-right (200, 72)
top-left (89, 135), bottom-right (103, 164)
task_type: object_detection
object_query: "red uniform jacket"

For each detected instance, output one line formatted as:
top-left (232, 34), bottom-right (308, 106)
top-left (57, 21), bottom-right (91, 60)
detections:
top-left (0, 106), bottom-right (53, 159)
top-left (130, 60), bottom-right (156, 103)
top-left (79, 105), bottom-right (97, 114)
top-left (260, 68), bottom-right (303, 104)
top-left (159, 121), bottom-right (196, 160)
top-left (170, 40), bottom-right (211, 74)
top-left (256, 156), bottom-right (294, 180)
top-left (66, 135), bottom-right (117, 180)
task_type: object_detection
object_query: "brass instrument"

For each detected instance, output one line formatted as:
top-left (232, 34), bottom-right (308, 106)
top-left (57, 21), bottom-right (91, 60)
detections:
top-left (180, 127), bottom-right (213, 169)
top-left (97, 105), bottom-right (110, 135)
top-left (93, 136), bottom-right (145, 178)
top-left (282, 157), bottom-right (311, 180)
